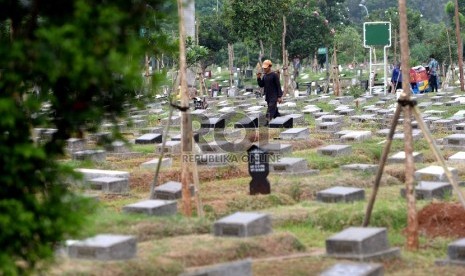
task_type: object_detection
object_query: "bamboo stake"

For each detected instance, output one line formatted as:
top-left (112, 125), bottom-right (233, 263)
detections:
top-left (191, 137), bottom-right (203, 217)
top-left (177, 0), bottom-right (192, 216)
top-left (149, 74), bottom-right (177, 199)
top-left (363, 104), bottom-right (402, 226)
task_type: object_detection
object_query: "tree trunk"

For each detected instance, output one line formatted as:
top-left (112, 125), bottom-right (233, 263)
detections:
top-left (282, 16), bottom-right (289, 97)
top-left (398, 0), bottom-right (419, 250)
top-left (228, 43), bottom-right (234, 93)
top-left (177, 0), bottom-right (192, 217)
top-left (454, 0), bottom-right (464, 91)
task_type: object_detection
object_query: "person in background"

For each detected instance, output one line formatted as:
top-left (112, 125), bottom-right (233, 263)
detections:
top-left (428, 54), bottom-right (439, 92)
top-left (257, 59), bottom-right (283, 126)
top-left (390, 62), bottom-right (402, 93)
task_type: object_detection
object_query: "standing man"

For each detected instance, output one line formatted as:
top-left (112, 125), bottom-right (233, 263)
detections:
top-left (428, 54), bottom-right (439, 92)
top-left (257, 59), bottom-right (283, 126)
top-left (390, 62), bottom-right (402, 93)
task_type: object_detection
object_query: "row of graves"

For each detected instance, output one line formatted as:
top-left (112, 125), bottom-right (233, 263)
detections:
top-left (34, 86), bottom-right (465, 275)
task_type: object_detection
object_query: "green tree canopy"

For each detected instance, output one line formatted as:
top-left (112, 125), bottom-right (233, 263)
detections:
top-left (0, 0), bottom-right (176, 274)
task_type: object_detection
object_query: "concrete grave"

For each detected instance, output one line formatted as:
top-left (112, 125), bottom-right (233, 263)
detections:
top-left (68, 234), bottom-right (136, 261)
top-left (339, 131), bottom-right (372, 142)
top-left (320, 115), bottom-right (344, 123)
top-left (431, 119), bottom-right (455, 131)
top-left (279, 128), bottom-right (310, 140)
top-left (156, 140), bottom-right (181, 154)
top-left (213, 212), bottom-right (271, 237)
top-left (89, 176), bottom-right (129, 194)
top-left (180, 259), bottom-right (252, 276)
top-left (269, 116), bottom-right (293, 128)
top-left (400, 181), bottom-right (452, 200)
top-left (317, 186), bottom-right (365, 203)
top-left (350, 114), bottom-right (377, 123)
top-left (122, 199), bottom-right (177, 216)
top-left (66, 138), bottom-right (87, 153)
top-left (388, 151), bottom-right (424, 164)
top-left (261, 143), bottom-right (293, 156)
top-left (436, 238), bottom-right (465, 266)
top-left (312, 111), bottom-right (332, 118)
top-left (135, 133), bottom-right (162, 144)
top-left (341, 164), bottom-right (378, 173)
top-left (337, 108), bottom-right (356, 116)
top-left (76, 168), bottom-right (129, 180)
top-left (316, 122), bottom-right (342, 133)
top-left (153, 181), bottom-right (195, 200)
top-left (140, 158), bottom-right (172, 169)
top-left (287, 114), bottom-right (306, 125)
top-left (326, 227), bottom-right (400, 261)
top-left (234, 116), bottom-right (258, 129)
top-left (319, 262), bottom-right (384, 276)
top-left (444, 134), bottom-right (465, 149)
top-left (317, 145), bottom-right (352, 157)
top-left (414, 165), bottom-right (458, 182)
top-left (269, 157), bottom-right (305, 173)
top-left (72, 149), bottom-right (106, 162)
top-left (448, 151), bottom-right (465, 163)
top-left (201, 117), bottom-right (226, 129)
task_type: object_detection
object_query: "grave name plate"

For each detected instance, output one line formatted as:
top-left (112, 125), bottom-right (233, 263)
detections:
top-left (247, 145), bottom-right (270, 195)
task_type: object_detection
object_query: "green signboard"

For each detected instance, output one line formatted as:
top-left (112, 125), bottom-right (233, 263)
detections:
top-left (363, 22), bottom-right (391, 47)
top-left (317, 47), bottom-right (327, 55)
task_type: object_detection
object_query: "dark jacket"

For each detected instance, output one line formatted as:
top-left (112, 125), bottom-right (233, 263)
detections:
top-left (257, 72), bottom-right (283, 102)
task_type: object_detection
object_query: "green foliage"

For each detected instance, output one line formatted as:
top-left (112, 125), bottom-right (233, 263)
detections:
top-left (309, 200), bottom-right (407, 232)
top-left (0, 0), bottom-right (176, 274)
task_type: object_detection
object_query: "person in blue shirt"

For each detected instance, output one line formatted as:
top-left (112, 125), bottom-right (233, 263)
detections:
top-left (390, 62), bottom-right (402, 93)
top-left (257, 60), bottom-right (283, 126)
top-left (428, 54), bottom-right (439, 92)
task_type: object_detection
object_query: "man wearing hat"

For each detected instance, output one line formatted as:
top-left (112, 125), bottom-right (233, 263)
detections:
top-left (257, 59), bottom-right (283, 126)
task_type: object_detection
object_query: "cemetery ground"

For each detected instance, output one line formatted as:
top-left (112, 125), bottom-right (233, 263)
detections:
top-left (47, 87), bottom-right (465, 275)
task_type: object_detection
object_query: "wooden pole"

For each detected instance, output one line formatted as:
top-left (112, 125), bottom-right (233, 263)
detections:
top-left (446, 28), bottom-right (454, 82)
top-left (454, 0), bottom-right (464, 91)
top-left (228, 43), bottom-right (234, 93)
top-left (363, 104), bottom-right (402, 226)
top-left (282, 16), bottom-right (289, 97)
top-left (398, 0), bottom-right (419, 250)
top-left (177, 0), bottom-right (192, 216)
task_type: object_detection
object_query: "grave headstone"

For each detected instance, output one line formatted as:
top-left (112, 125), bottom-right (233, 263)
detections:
top-left (68, 234), bottom-right (136, 261)
top-left (326, 227), bottom-right (400, 261)
top-left (89, 176), bottom-right (129, 194)
top-left (400, 181), bottom-right (452, 200)
top-left (269, 116), bottom-right (293, 128)
top-left (436, 238), bottom-right (465, 266)
top-left (153, 181), bottom-right (195, 199)
top-left (247, 145), bottom-right (270, 195)
top-left (122, 199), bottom-right (177, 216)
top-left (414, 165), bottom-right (458, 182)
top-left (317, 186), bottom-right (365, 203)
top-left (279, 128), bottom-right (310, 140)
top-left (317, 145), bottom-right (352, 157)
top-left (213, 212), bottom-right (271, 237)
top-left (135, 133), bottom-right (162, 144)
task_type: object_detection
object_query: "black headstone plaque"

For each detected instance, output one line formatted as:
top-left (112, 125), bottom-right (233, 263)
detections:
top-left (247, 145), bottom-right (270, 195)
